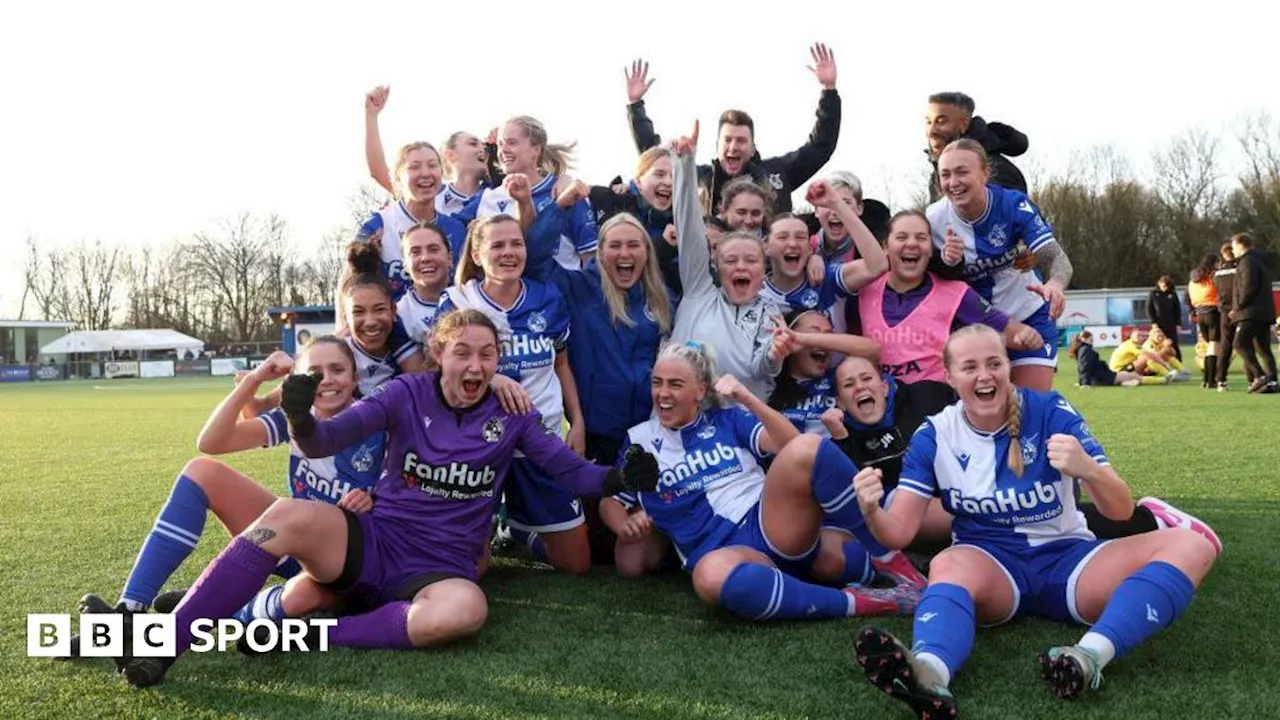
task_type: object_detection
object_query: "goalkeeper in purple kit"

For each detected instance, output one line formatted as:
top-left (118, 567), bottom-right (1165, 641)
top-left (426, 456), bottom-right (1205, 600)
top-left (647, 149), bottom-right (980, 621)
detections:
top-left (117, 308), bottom-right (659, 687)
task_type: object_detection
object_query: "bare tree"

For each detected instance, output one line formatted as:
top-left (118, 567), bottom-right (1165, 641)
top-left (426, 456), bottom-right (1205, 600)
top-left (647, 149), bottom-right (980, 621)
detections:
top-left (185, 214), bottom-right (289, 342)
top-left (22, 235), bottom-right (67, 321)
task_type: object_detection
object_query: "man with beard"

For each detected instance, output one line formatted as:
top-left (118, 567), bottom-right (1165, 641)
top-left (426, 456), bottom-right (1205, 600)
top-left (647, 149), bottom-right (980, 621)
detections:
top-left (925, 92), bottom-right (1029, 201)
top-left (623, 44), bottom-right (841, 216)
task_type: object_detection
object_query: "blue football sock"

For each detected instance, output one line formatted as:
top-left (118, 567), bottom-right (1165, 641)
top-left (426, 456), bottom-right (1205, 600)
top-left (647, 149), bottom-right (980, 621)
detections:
top-left (510, 527), bottom-right (548, 563)
top-left (810, 440), bottom-right (889, 556)
top-left (1089, 561), bottom-right (1195, 659)
top-left (120, 473), bottom-right (208, 608)
top-left (911, 583), bottom-right (976, 682)
top-left (232, 584), bottom-right (287, 624)
top-left (719, 563), bottom-right (850, 621)
top-left (841, 539), bottom-right (876, 586)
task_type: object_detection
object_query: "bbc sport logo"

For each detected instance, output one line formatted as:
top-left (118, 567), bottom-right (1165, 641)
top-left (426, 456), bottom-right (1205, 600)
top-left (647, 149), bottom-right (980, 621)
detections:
top-left (27, 614), bottom-right (335, 657)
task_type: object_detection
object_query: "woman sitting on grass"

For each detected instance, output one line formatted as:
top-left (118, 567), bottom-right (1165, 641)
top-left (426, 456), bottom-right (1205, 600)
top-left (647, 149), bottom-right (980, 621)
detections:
top-left (1107, 328), bottom-right (1182, 383)
top-left (851, 325), bottom-right (1218, 718)
top-left (63, 339), bottom-right (383, 665)
top-left (116, 309), bottom-right (658, 688)
top-left (598, 340), bottom-right (926, 620)
top-left (1069, 330), bottom-right (1165, 387)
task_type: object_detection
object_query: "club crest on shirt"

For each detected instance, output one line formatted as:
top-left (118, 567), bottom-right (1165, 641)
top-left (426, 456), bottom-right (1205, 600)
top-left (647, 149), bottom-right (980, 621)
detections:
top-left (987, 223), bottom-right (1008, 248)
top-left (697, 425), bottom-right (716, 440)
top-left (1020, 433), bottom-right (1039, 465)
top-left (351, 444), bottom-right (376, 473)
top-left (643, 303), bottom-right (657, 323)
top-left (766, 172), bottom-right (784, 190)
top-left (800, 289), bottom-right (820, 309)
top-left (527, 311), bottom-right (548, 333)
top-left (741, 308), bottom-right (759, 325)
top-left (483, 417), bottom-right (505, 443)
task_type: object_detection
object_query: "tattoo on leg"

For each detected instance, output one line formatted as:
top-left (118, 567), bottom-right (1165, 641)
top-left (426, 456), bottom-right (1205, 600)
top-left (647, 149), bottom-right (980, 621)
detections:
top-left (244, 528), bottom-right (277, 546)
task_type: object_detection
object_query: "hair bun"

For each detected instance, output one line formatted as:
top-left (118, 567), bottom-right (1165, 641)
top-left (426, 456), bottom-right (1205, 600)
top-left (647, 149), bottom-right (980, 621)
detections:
top-left (346, 241), bottom-right (381, 276)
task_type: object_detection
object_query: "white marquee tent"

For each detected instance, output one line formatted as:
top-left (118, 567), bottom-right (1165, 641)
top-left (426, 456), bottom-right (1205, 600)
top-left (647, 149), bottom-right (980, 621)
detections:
top-left (41, 329), bottom-right (205, 356)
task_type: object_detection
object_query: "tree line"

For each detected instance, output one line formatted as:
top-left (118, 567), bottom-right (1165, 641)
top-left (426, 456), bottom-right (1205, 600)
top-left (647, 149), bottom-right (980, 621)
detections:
top-left (16, 116), bottom-right (1279, 343)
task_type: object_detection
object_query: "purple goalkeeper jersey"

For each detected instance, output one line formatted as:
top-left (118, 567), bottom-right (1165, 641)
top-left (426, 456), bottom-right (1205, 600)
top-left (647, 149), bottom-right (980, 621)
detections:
top-left (294, 372), bottom-right (609, 571)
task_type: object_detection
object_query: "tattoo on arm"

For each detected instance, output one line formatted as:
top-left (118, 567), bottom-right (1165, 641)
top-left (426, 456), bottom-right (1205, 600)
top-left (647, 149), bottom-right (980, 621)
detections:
top-left (1034, 242), bottom-right (1074, 287)
top-left (244, 528), bottom-right (277, 547)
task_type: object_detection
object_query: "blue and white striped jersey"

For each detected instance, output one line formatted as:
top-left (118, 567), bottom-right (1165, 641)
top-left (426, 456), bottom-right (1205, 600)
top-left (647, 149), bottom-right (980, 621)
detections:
top-left (615, 407), bottom-right (769, 568)
top-left (926, 185), bottom-right (1056, 322)
top-left (898, 389), bottom-right (1104, 551)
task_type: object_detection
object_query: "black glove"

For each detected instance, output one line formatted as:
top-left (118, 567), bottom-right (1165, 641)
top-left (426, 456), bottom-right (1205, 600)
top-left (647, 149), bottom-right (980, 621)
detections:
top-left (603, 445), bottom-right (660, 495)
top-left (280, 369), bottom-right (322, 438)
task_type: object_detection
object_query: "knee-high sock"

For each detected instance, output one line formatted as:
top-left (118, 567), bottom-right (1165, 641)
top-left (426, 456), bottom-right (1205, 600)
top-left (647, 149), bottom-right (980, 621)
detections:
top-left (172, 537), bottom-right (280, 656)
top-left (121, 474), bottom-right (208, 609)
top-left (840, 539), bottom-right (876, 586)
top-left (1203, 355), bottom-right (1217, 386)
top-left (1166, 356), bottom-right (1183, 371)
top-left (232, 585), bottom-right (287, 624)
top-left (911, 583), bottom-right (976, 685)
top-left (1146, 362), bottom-right (1169, 378)
top-left (1086, 561), bottom-right (1194, 660)
top-left (719, 563), bottom-right (851, 621)
top-left (329, 601), bottom-right (415, 649)
top-left (1139, 376), bottom-right (1165, 385)
top-left (810, 440), bottom-right (889, 557)
top-left (509, 527), bottom-right (549, 563)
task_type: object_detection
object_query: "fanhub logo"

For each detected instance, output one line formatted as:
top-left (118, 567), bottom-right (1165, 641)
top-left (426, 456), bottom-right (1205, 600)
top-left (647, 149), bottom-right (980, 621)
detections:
top-left (658, 442), bottom-right (741, 488)
top-left (27, 614), bottom-right (335, 657)
top-left (402, 452), bottom-right (496, 500)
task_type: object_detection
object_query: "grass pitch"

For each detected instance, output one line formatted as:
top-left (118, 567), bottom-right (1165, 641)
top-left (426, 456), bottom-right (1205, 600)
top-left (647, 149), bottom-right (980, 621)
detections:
top-left (1, 373), bottom-right (1278, 719)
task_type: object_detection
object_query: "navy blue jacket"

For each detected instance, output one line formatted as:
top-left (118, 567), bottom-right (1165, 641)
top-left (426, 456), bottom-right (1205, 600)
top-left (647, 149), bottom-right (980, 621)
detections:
top-left (527, 206), bottom-right (672, 441)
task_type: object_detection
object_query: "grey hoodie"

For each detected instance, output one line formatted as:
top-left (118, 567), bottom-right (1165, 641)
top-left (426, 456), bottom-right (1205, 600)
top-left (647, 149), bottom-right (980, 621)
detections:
top-left (670, 152), bottom-right (783, 401)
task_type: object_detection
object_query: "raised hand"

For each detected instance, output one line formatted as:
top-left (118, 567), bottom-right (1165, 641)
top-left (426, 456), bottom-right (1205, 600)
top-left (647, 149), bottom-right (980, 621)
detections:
top-left (942, 226), bottom-right (966, 266)
top-left (504, 173), bottom-right (532, 205)
top-left (252, 351), bottom-right (294, 383)
top-left (669, 120), bottom-right (700, 157)
top-left (713, 373), bottom-right (751, 404)
top-left (485, 127), bottom-right (498, 145)
top-left (555, 178), bottom-right (590, 208)
top-left (365, 85), bottom-right (390, 117)
top-left (806, 43), bottom-right (837, 90)
top-left (854, 466), bottom-right (885, 516)
top-left (280, 369), bottom-right (322, 437)
top-left (616, 445), bottom-right (660, 493)
top-left (625, 59), bottom-right (655, 104)
top-left (768, 319), bottom-right (799, 363)
top-left (820, 408), bottom-right (849, 440)
top-left (1027, 279), bottom-right (1066, 319)
top-left (1046, 433), bottom-right (1097, 479)
top-left (805, 179), bottom-right (839, 209)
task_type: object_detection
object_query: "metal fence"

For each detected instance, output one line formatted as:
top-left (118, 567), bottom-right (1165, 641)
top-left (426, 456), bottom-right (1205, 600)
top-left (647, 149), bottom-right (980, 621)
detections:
top-left (0, 356), bottom-right (273, 384)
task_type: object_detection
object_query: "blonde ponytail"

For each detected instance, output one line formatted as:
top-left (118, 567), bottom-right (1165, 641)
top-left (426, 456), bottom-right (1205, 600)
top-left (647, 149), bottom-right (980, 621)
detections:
top-left (1005, 387), bottom-right (1024, 477)
top-left (656, 340), bottom-right (719, 410)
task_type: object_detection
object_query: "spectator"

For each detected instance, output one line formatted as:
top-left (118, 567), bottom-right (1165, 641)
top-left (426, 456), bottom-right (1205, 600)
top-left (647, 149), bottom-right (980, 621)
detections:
top-left (624, 44), bottom-right (840, 216)
top-left (1146, 276), bottom-right (1183, 360)
top-left (924, 92), bottom-right (1028, 201)
top-left (1229, 233), bottom-right (1278, 393)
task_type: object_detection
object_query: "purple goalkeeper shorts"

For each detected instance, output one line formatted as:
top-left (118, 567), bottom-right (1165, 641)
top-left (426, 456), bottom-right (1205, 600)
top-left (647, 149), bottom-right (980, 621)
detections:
top-left (321, 509), bottom-right (474, 609)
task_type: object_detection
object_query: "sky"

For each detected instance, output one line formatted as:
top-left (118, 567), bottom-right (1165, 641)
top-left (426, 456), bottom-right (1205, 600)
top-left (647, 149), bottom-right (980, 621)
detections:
top-left (2, 0), bottom-right (1278, 320)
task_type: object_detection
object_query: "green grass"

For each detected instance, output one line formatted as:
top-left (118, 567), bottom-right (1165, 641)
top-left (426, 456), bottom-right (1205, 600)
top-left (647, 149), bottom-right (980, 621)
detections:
top-left (1, 375), bottom-right (1278, 719)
